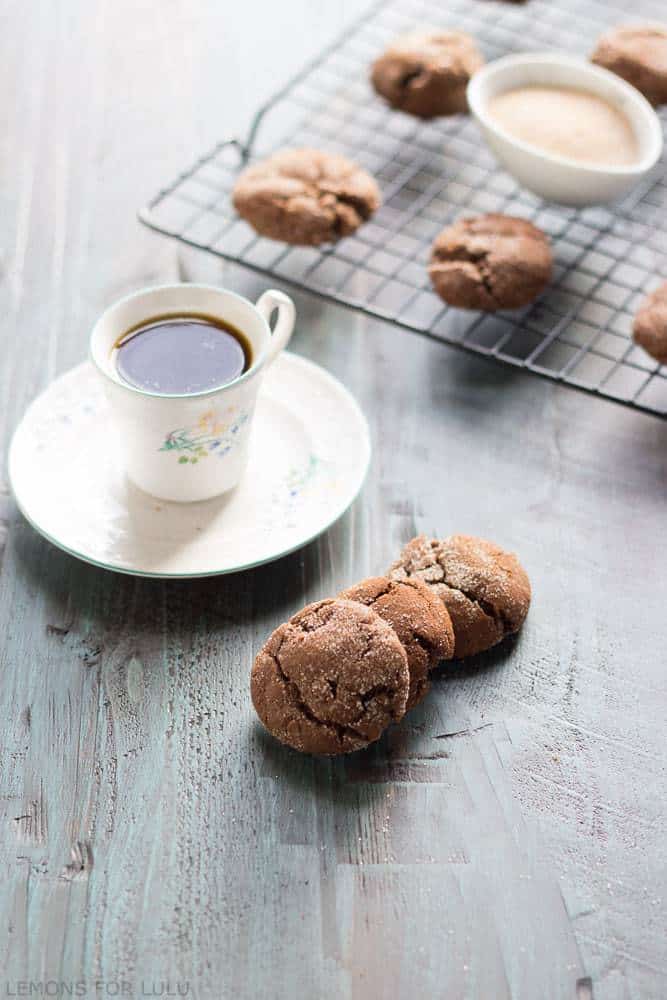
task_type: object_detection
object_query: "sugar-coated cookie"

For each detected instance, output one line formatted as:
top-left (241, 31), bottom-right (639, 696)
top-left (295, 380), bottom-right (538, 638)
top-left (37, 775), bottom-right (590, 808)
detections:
top-left (592, 25), bottom-right (667, 107)
top-left (633, 281), bottom-right (667, 364)
top-left (429, 214), bottom-right (552, 311)
top-left (233, 148), bottom-right (380, 245)
top-left (339, 576), bottom-right (455, 709)
top-left (251, 599), bottom-right (409, 755)
top-left (389, 534), bottom-right (531, 658)
top-left (371, 31), bottom-right (484, 118)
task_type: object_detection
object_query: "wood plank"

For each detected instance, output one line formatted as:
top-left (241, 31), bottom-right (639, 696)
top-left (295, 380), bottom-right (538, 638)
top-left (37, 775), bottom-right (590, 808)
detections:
top-left (1, 2), bottom-right (666, 997)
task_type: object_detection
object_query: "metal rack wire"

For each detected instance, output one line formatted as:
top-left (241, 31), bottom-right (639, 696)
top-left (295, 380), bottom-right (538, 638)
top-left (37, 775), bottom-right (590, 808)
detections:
top-left (140, 0), bottom-right (667, 418)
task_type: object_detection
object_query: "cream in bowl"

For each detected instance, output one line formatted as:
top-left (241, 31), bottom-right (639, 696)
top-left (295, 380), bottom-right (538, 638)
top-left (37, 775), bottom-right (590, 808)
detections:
top-left (487, 85), bottom-right (639, 167)
top-left (468, 53), bottom-right (663, 206)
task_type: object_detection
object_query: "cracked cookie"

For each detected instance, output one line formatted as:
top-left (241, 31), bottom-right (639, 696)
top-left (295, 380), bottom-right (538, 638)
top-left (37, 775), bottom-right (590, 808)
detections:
top-left (592, 25), bottom-right (667, 107)
top-left (339, 576), bottom-right (455, 710)
top-left (633, 280), bottom-right (667, 364)
top-left (429, 214), bottom-right (552, 311)
top-left (232, 148), bottom-right (381, 245)
top-left (371, 30), bottom-right (484, 118)
top-left (251, 598), bottom-right (409, 755)
top-left (389, 535), bottom-right (531, 658)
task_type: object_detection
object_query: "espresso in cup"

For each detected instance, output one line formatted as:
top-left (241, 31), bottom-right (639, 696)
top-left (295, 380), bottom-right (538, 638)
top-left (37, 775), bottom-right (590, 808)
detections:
top-left (114, 313), bottom-right (253, 395)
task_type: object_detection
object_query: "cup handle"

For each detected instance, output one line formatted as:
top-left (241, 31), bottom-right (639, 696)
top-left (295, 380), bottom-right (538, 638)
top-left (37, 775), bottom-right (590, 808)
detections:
top-left (255, 290), bottom-right (296, 365)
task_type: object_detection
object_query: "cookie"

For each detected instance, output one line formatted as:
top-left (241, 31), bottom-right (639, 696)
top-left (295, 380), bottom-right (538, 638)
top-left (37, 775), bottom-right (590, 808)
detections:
top-left (429, 214), bottom-right (552, 311)
top-left (251, 598), bottom-right (409, 755)
top-left (633, 281), bottom-right (667, 364)
top-left (371, 31), bottom-right (484, 118)
top-left (232, 148), bottom-right (381, 245)
top-left (389, 534), bottom-right (531, 658)
top-left (592, 25), bottom-right (667, 107)
top-left (339, 576), bottom-right (455, 709)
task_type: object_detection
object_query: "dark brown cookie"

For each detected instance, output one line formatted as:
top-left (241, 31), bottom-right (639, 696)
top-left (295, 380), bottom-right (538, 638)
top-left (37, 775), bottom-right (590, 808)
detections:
top-left (371, 31), bottom-right (484, 118)
top-left (251, 599), bottom-right (409, 755)
top-left (633, 281), bottom-right (667, 364)
top-left (339, 576), bottom-right (455, 710)
top-left (429, 214), bottom-right (553, 311)
top-left (592, 25), bottom-right (667, 107)
top-left (232, 148), bottom-right (381, 245)
top-left (389, 534), bottom-right (531, 659)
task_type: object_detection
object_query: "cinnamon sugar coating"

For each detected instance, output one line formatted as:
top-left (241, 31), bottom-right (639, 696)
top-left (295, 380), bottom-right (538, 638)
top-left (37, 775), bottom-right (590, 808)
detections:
top-left (339, 576), bottom-right (454, 709)
top-left (633, 280), bottom-right (667, 364)
top-left (592, 25), bottom-right (667, 107)
top-left (251, 599), bottom-right (409, 755)
top-left (371, 30), bottom-right (484, 118)
top-left (429, 214), bottom-right (552, 311)
top-left (389, 534), bottom-right (531, 658)
top-left (233, 148), bottom-right (380, 245)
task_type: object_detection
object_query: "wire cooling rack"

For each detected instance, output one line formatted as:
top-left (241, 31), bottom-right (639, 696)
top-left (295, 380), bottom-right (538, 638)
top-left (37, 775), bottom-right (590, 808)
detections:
top-left (140, 0), bottom-right (667, 418)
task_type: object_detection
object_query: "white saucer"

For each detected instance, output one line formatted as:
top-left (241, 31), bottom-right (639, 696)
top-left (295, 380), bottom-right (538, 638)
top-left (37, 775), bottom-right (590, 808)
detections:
top-left (8, 353), bottom-right (371, 577)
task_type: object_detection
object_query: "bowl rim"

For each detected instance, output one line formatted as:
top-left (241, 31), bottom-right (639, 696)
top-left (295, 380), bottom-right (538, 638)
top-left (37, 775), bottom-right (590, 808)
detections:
top-left (467, 51), bottom-right (664, 179)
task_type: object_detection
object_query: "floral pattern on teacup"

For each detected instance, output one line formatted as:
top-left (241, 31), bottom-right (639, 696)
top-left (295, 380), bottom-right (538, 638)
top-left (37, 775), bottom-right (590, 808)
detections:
top-left (160, 407), bottom-right (250, 465)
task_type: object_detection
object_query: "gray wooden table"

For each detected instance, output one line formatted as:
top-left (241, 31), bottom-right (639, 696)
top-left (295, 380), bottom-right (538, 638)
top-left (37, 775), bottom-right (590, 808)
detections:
top-left (1, 3), bottom-right (666, 998)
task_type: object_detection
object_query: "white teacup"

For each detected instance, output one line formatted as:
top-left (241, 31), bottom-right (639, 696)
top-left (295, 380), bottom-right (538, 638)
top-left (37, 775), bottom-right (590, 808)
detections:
top-left (90, 283), bottom-right (295, 502)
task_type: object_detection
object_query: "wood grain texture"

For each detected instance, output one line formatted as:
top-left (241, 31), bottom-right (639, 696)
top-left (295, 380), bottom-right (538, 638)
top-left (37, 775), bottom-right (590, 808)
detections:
top-left (1, 2), bottom-right (666, 998)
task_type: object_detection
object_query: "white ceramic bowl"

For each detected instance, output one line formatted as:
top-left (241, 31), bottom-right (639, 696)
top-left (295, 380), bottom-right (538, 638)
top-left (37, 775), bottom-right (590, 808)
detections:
top-left (467, 52), bottom-right (664, 206)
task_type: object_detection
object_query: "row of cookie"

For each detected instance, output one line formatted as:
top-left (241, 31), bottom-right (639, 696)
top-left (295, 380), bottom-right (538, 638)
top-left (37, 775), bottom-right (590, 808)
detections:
top-left (234, 152), bottom-right (667, 363)
top-left (251, 534), bottom-right (531, 755)
top-left (432, 223), bottom-right (667, 364)
top-left (232, 151), bottom-right (552, 304)
top-left (371, 25), bottom-right (667, 121)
